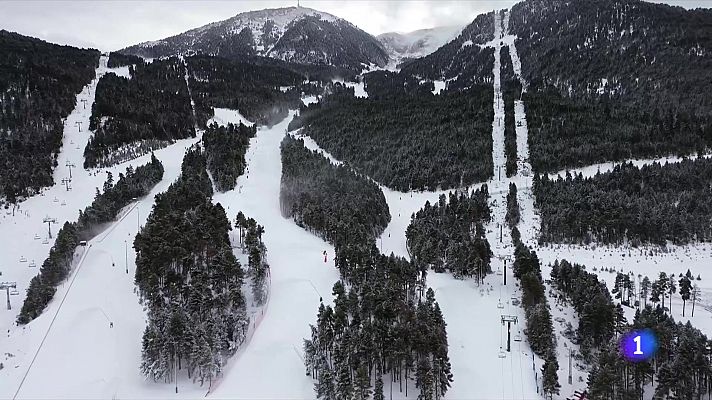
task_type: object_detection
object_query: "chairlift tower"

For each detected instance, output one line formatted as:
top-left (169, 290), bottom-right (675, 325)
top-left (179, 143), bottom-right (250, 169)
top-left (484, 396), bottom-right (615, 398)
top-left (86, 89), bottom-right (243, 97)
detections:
top-left (1, 281), bottom-right (18, 310)
top-left (65, 161), bottom-right (76, 179)
top-left (501, 315), bottom-right (518, 352)
top-left (43, 216), bottom-right (57, 238)
top-left (61, 178), bottom-right (72, 191)
top-left (75, 121), bottom-right (82, 132)
top-left (497, 254), bottom-right (511, 285)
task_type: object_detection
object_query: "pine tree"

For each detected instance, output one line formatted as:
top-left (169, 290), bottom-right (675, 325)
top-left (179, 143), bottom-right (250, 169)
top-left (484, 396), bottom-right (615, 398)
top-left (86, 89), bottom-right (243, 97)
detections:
top-left (640, 276), bottom-right (651, 307)
top-left (354, 364), bottom-right (372, 400)
top-left (542, 355), bottom-right (560, 399)
top-left (691, 284), bottom-right (701, 317)
top-left (667, 273), bottom-right (677, 312)
top-left (679, 276), bottom-right (692, 317)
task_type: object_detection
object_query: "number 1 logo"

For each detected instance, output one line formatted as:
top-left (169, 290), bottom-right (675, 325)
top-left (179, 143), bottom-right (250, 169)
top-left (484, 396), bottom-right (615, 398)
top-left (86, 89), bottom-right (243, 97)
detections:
top-left (633, 335), bottom-right (643, 355)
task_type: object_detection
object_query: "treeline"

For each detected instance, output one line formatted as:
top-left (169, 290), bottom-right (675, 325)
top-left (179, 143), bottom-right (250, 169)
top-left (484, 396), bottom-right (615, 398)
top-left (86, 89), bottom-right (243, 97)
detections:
top-left (588, 306), bottom-right (712, 399)
top-left (553, 261), bottom-right (712, 398)
top-left (500, 46), bottom-right (520, 177)
top-left (401, 12), bottom-right (494, 90)
top-left (85, 57), bottom-right (195, 168)
top-left (282, 137), bottom-right (454, 399)
top-left (203, 122), bottom-right (257, 192)
top-left (510, 0), bottom-right (712, 118)
top-left (362, 70), bottom-right (434, 99)
top-left (550, 260), bottom-right (621, 358)
top-left (534, 158), bottom-right (712, 245)
top-left (18, 155), bottom-right (164, 324)
top-left (186, 55), bottom-right (304, 127)
top-left (509, 0), bottom-right (712, 172)
top-left (280, 135), bottom-right (390, 242)
top-left (406, 189), bottom-right (492, 280)
top-left (235, 212), bottom-right (269, 306)
top-left (508, 183), bottom-right (559, 397)
top-left (0, 30), bottom-right (99, 203)
top-left (134, 145), bottom-right (246, 387)
top-left (107, 52), bottom-right (142, 68)
top-left (524, 89), bottom-right (712, 173)
top-left (289, 85), bottom-right (494, 191)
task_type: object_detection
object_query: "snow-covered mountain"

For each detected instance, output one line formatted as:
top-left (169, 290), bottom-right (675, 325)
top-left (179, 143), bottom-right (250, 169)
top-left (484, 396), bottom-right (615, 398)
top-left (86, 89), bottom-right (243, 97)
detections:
top-left (120, 6), bottom-right (388, 71)
top-left (377, 25), bottom-right (463, 63)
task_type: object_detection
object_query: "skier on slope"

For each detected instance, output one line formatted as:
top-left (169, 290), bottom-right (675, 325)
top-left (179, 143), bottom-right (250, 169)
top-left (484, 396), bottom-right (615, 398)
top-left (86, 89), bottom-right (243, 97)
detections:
top-left (323, 250), bottom-right (327, 263)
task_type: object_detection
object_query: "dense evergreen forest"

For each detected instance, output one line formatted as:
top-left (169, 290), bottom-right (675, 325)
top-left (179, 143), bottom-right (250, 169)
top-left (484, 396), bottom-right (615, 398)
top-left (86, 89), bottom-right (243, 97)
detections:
top-left (362, 70), bottom-right (434, 99)
top-left (510, 0), bottom-right (712, 118)
top-left (508, 0), bottom-right (712, 172)
top-left (279, 136), bottom-right (452, 398)
top-left (235, 212), bottom-right (269, 306)
top-left (588, 306), bottom-right (712, 399)
top-left (500, 46), bottom-right (520, 177)
top-left (534, 158), bottom-right (712, 245)
top-left (406, 189), bottom-right (492, 280)
top-left (134, 146), bottom-right (246, 387)
top-left (0, 30), bottom-right (99, 203)
top-left (203, 122), bottom-right (257, 192)
top-left (524, 88), bottom-right (712, 173)
top-left (507, 183), bottom-right (559, 397)
top-left (401, 12), bottom-right (494, 90)
top-left (289, 85), bottom-right (494, 191)
top-left (280, 135), bottom-right (390, 241)
top-left (107, 51), bottom-right (142, 68)
top-left (18, 156), bottom-right (164, 324)
top-left (85, 57), bottom-right (195, 168)
top-left (550, 260), bottom-right (620, 360)
top-left (186, 55), bottom-right (304, 127)
top-left (551, 262), bottom-right (712, 398)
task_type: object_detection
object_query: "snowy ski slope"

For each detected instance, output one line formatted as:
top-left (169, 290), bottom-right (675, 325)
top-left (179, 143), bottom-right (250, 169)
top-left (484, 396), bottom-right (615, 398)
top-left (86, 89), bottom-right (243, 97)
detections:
top-left (4, 8), bottom-right (712, 400)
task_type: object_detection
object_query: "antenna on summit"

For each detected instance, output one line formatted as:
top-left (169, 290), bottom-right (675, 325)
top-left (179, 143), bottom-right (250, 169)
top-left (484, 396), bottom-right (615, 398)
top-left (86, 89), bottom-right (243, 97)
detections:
top-left (297, 0), bottom-right (300, 8)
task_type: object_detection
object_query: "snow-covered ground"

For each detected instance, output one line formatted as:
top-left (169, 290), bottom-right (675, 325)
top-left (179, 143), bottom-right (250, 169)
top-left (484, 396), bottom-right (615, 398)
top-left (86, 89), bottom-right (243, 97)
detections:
top-left (207, 107), bottom-right (255, 127)
top-left (0, 55), bottom-right (141, 334)
top-left (107, 65), bottom-right (131, 79)
top-left (332, 79), bottom-right (368, 98)
top-left (4, 8), bottom-right (712, 400)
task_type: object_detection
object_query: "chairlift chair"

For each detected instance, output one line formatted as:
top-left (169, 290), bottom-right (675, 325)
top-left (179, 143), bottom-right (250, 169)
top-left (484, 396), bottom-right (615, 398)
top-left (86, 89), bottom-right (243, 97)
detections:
top-left (53, 197), bottom-right (59, 203)
top-left (61, 200), bottom-right (67, 206)
top-left (19, 256), bottom-right (27, 262)
top-left (29, 260), bottom-right (37, 268)
top-left (498, 348), bottom-right (507, 359)
top-left (42, 238), bottom-right (49, 244)
top-left (497, 300), bottom-right (504, 309)
top-left (34, 234), bottom-right (40, 240)
top-left (10, 288), bottom-right (19, 296)
top-left (514, 333), bottom-right (523, 342)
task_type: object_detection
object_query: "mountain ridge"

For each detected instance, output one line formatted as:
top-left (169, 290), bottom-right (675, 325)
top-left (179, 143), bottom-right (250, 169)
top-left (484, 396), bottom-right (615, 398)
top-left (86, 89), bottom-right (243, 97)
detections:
top-left (120, 6), bottom-right (388, 71)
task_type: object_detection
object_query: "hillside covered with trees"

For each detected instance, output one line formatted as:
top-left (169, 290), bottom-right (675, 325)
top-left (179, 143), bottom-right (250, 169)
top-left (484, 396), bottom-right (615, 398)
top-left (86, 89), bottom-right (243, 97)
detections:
top-left (187, 55), bottom-right (305, 127)
top-left (280, 135), bottom-right (390, 242)
top-left (280, 137), bottom-right (452, 398)
top-left (0, 30), bottom-right (99, 203)
top-left (406, 189), bottom-right (492, 280)
top-left (134, 145), bottom-right (246, 387)
top-left (508, 0), bottom-right (712, 172)
top-left (289, 85), bottom-right (493, 191)
top-left (534, 159), bottom-right (712, 245)
top-left (203, 122), bottom-right (257, 192)
top-left (85, 57), bottom-right (195, 168)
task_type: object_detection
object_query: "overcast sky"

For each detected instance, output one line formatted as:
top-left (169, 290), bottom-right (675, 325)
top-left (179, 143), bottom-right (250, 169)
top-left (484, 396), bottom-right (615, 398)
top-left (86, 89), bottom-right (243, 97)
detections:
top-left (0, 0), bottom-right (707, 51)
